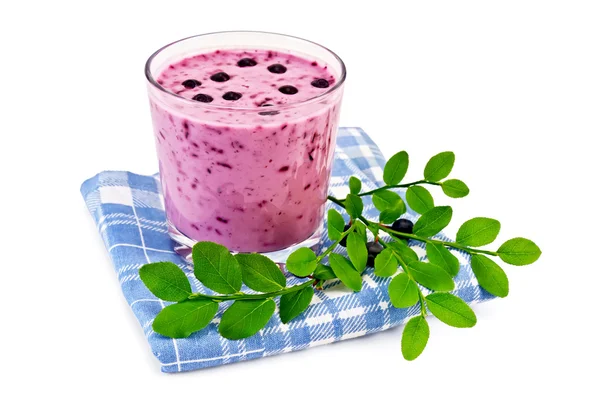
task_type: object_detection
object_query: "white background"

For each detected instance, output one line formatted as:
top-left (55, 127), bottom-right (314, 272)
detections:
top-left (1, 0), bottom-right (599, 395)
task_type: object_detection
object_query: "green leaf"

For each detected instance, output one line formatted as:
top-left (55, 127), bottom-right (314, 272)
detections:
top-left (470, 254), bottom-right (509, 298)
top-left (279, 286), bottom-right (314, 323)
top-left (379, 207), bottom-right (403, 224)
top-left (373, 190), bottom-right (406, 224)
top-left (407, 261), bottom-right (455, 292)
top-left (383, 151), bottom-right (409, 185)
top-left (329, 253), bottom-right (363, 292)
top-left (354, 221), bottom-right (368, 242)
top-left (139, 262), bottom-right (192, 302)
top-left (389, 238), bottom-right (408, 247)
top-left (441, 179), bottom-right (470, 198)
top-left (347, 232), bottom-right (368, 272)
top-left (314, 264), bottom-right (337, 280)
top-left (497, 238), bottom-right (542, 265)
top-left (388, 242), bottom-right (419, 264)
top-left (426, 242), bottom-right (460, 276)
top-left (235, 253), bottom-right (286, 293)
top-left (349, 176), bottom-right (362, 194)
top-left (413, 206), bottom-right (453, 237)
top-left (456, 217), bottom-right (501, 247)
top-left (406, 186), bottom-right (434, 214)
top-left (192, 242), bottom-right (242, 294)
top-left (152, 299), bottom-right (218, 338)
top-left (218, 299), bottom-right (276, 340)
top-left (402, 316), bottom-right (430, 361)
top-left (388, 273), bottom-right (419, 308)
top-left (424, 151), bottom-right (455, 182)
top-left (425, 293), bottom-right (477, 328)
top-left (286, 247), bottom-right (318, 277)
top-left (372, 190), bottom-right (403, 211)
top-left (327, 209), bottom-right (345, 241)
top-left (345, 194), bottom-right (364, 219)
top-left (374, 248), bottom-right (398, 277)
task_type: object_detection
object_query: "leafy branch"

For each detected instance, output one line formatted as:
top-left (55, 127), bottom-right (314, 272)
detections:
top-left (187, 280), bottom-right (314, 302)
top-left (139, 150), bottom-right (541, 359)
top-left (354, 180), bottom-right (441, 197)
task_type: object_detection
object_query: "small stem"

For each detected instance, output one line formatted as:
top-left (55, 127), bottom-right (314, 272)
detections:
top-left (317, 223), bottom-right (355, 261)
top-left (188, 280), bottom-right (314, 302)
top-left (378, 225), bottom-right (429, 244)
top-left (379, 225), bottom-right (499, 256)
top-left (436, 241), bottom-right (498, 256)
top-left (391, 250), bottom-right (410, 274)
top-left (327, 195), bottom-right (345, 207)
top-left (357, 180), bottom-right (441, 197)
top-left (388, 247), bottom-right (427, 316)
top-left (417, 290), bottom-right (427, 316)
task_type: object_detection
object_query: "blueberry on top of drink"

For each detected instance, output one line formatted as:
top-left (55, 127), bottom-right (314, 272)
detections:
top-left (210, 72), bottom-right (230, 82)
top-left (237, 58), bottom-right (257, 67)
top-left (267, 64), bottom-right (287, 74)
top-left (311, 78), bottom-right (330, 88)
top-left (278, 85), bottom-right (299, 95)
top-left (182, 79), bottom-right (201, 89)
top-left (192, 93), bottom-right (213, 103)
top-left (222, 91), bottom-right (242, 101)
top-left (156, 49), bottom-right (335, 107)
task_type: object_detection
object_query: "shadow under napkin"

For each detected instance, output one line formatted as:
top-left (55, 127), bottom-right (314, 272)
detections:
top-left (80, 127), bottom-right (494, 373)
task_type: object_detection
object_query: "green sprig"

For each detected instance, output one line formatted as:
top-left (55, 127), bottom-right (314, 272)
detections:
top-left (139, 149), bottom-right (541, 361)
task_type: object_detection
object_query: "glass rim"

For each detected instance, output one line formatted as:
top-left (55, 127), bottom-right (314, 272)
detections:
top-left (144, 30), bottom-right (347, 112)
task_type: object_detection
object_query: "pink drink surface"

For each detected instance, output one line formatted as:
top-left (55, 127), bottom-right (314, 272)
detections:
top-left (148, 49), bottom-right (342, 252)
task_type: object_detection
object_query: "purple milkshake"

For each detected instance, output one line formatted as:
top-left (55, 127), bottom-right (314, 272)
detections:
top-left (145, 32), bottom-right (345, 254)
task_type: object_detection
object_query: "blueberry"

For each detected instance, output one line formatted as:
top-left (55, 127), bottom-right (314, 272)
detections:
top-left (222, 91), bottom-right (242, 101)
top-left (339, 224), bottom-right (351, 247)
top-left (311, 78), bottom-right (330, 88)
top-left (210, 72), bottom-right (230, 82)
top-left (366, 242), bottom-right (383, 267)
top-left (182, 79), bottom-right (201, 89)
top-left (192, 93), bottom-right (213, 103)
top-left (367, 254), bottom-right (376, 267)
top-left (237, 58), bottom-right (257, 67)
top-left (367, 241), bottom-right (384, 256)
top-left (258, 103), bottom-right (279, 116)
top-left (278, 85), bottom-right (298, 95)
top-left (267, 64), bottom-right (287, 74)
top-left (390, 219), bottom-right (414, 237)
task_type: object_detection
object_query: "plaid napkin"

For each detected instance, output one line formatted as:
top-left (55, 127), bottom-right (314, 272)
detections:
top-left (81, 127), bottom-right (494, 373)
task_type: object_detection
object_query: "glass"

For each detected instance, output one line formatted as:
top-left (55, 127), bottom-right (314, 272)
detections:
top-left (145, 31), bottom-right (346, 261)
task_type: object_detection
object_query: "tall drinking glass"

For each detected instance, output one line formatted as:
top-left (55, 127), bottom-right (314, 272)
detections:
top-left (145, 31), bottom-right (346, 260)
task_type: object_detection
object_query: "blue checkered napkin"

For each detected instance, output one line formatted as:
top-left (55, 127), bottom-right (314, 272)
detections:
top-left (81, 127), bottom-right (495, 373)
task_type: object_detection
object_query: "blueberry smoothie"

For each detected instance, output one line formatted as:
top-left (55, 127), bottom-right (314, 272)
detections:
top-left (147, 47), bottom-right (344, 252)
